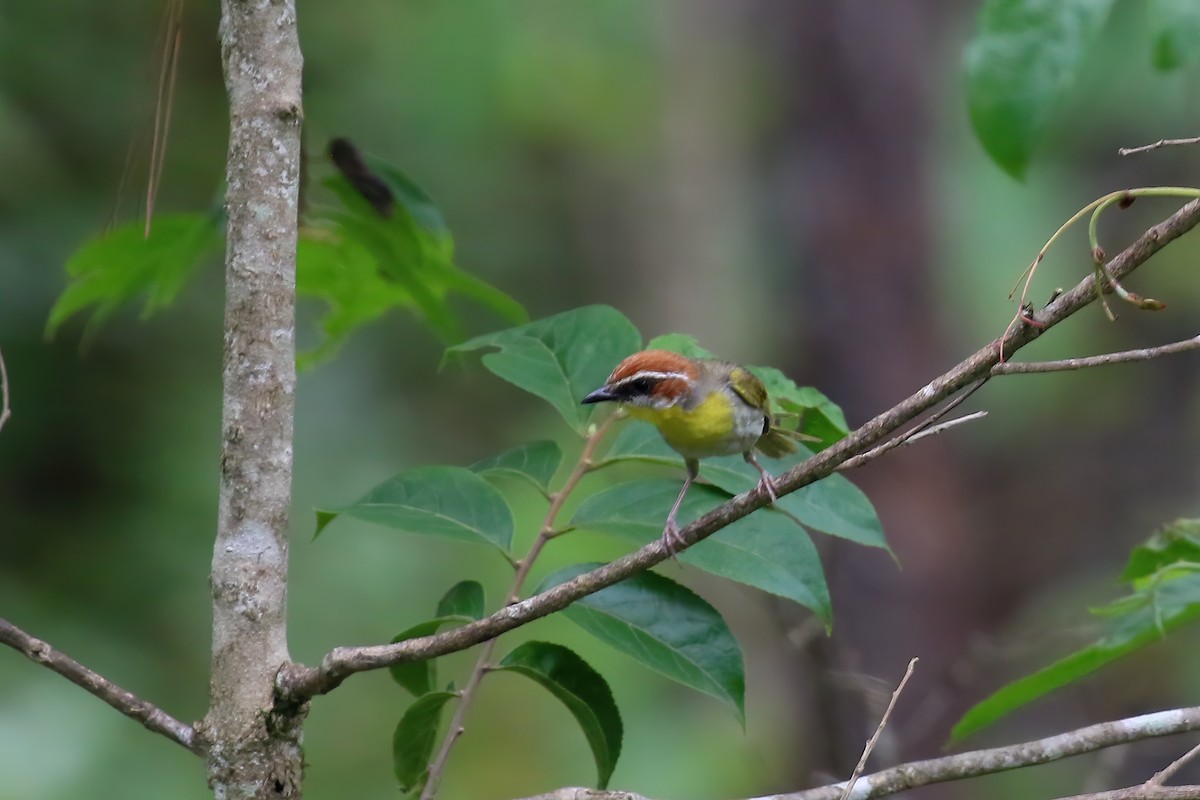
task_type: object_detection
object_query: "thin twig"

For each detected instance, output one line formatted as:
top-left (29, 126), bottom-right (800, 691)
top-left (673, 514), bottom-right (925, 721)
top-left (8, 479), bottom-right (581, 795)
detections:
top-left (1119, 137), bottom-right (1200, 156)
top-left (277, 198), bottom-right (1200, 703)
top-left (992, 336), bottom-right (1200, 374)
top-left (1054, 786), bottom-right (1200, 800)
top-left (0, 618), bottom-right (200, 754)
top-left (0, 344), bottom-right (10, 433)
top-left (1148, 741), bottom-right (1200, 786)
top-left (838, 658), bottom-right (919, 800)
top-left (836, 379), bottom-right (989, 472)
top-left (420, 418), bottom-right (614, 800)
top-left (902, 412), bottom-right (987, 444)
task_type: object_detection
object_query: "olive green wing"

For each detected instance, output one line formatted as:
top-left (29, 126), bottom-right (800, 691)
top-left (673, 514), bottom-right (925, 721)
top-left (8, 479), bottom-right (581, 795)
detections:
top-left (729, 366), bottom-right (820, 457)
top-left (728, 366), bottom-right (768, 410)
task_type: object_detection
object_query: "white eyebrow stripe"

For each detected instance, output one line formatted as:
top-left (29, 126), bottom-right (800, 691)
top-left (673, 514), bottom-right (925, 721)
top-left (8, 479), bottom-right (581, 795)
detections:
top-left (611, 370), bottom-right (692, 389)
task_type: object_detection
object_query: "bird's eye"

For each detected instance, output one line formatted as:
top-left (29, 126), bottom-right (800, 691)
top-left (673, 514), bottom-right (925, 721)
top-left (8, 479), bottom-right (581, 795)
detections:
top-left (627, 378), bottom-right (654, 394)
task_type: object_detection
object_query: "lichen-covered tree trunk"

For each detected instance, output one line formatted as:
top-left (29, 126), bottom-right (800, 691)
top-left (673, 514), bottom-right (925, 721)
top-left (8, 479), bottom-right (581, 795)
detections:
top-left (199, 1), bottom-right (305, 797)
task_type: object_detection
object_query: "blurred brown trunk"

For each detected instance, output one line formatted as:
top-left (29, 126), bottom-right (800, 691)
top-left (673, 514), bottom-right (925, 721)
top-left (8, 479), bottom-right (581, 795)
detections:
top-left (758, 1), bottom-right (980, 787)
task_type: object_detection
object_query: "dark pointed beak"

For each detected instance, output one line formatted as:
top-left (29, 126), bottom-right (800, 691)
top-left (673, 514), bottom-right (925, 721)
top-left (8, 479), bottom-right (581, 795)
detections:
top-left (582, 386), bottom-right (616, 404)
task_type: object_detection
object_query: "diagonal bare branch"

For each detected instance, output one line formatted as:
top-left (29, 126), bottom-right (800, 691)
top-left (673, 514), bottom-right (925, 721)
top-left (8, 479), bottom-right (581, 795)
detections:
top-left (0, 617), bottom-right (201, 754)
top-left (277, 198), bottom-right (1200, 704)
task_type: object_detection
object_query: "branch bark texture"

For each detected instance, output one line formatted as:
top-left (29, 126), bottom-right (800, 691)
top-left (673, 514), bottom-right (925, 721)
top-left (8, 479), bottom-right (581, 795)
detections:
top-left (0, 618), bottom-right (199, 753)
top-left (279, 198), bottom-right (1200, 703)
top-left (201, 1), bottom-right (304, 797)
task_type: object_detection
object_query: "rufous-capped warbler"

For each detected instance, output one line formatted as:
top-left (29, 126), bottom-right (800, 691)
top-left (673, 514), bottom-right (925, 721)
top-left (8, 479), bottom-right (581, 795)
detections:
top-left (582, 349), bottom-right (810, 554)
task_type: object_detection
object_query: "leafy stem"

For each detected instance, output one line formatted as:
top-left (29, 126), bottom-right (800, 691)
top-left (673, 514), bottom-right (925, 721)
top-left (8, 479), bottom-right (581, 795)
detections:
top-left (419, 416), bottom-right (615, 800)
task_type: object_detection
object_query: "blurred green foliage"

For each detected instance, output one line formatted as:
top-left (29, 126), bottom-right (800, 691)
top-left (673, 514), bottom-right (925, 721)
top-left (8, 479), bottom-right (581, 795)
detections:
top-left (3, 1), bottom-right (1200, 799)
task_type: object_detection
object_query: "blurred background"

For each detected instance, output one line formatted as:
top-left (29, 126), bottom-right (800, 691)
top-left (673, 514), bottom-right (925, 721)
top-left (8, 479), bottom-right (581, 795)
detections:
top-left (2, 1), bottom-right (1200, 798)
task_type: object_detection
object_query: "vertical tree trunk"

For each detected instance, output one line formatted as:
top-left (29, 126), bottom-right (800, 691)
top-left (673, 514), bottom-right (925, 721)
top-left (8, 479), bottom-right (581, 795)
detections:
top-left (760, 0), bottom-right (974, 786)
top-left (201, 2), bottom-right (305, 797)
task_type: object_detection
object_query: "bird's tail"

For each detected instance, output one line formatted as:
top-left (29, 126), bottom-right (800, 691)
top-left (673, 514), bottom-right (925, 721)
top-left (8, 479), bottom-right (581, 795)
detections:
top-left (756, 421), bottom-right (819, 458)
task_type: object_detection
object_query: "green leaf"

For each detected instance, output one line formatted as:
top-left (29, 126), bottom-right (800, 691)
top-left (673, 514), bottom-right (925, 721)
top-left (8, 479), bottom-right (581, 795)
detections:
top-left (296, 227), bottom-right (414, 368)
top-left (951, 571), bottom-right (1200, 742)
top-left (47, 213), bottom-right (223, 337)
top-left (1150, 0), bottom-right (1200, 70)
top-left (600, 422), bottom-right (887, 552)
top-left (315, 466), bottom-right (514, 555)
top-left (497, 642), bottom-right (622, 789)
top-left (644, 333), bottom-right (716, 359)
top-left (1122, 519), bottom-right (1200, 584)
top-left (538, 565), bottom-right (745, 721)
top-left (392, 691), bottom-right (457, 792)
top-left (570, 479), bottom-right (832, 622)
top-left (444, 305), bottom-right (641, 434)
top-left (436, 580), bottom-right (485, 620)
top-left (749, 367), bottom-right (849, 441)
top-left (469, 440), bottom-right (563, 495)
top-left (951, 521), bottom-right (1200, 742)
top-left (390, 582), bottom-right (483, 696)
top-left (964, 0), bottom-right (1117, 178)
top-left (389, 618), bottom-right (460, 696)
top-left (300, 155), bottom-right (525, 364)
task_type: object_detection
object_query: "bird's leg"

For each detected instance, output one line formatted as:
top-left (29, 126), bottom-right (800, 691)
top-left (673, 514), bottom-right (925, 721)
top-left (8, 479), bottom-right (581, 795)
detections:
top-left (744, 451), bottom-right (779, 505)
top-left (662, 458), bottom-right (699, 557)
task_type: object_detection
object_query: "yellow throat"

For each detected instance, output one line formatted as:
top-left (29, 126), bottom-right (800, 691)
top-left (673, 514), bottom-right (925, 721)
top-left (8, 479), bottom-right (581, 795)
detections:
top-left (625, 390), bottom-right (737, 456)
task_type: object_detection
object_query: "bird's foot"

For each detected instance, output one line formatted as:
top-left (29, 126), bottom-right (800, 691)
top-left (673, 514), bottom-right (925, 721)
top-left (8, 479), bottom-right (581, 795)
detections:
top-left (756, 472), bottom-right (779, 506)
top-left (660, 518), bottom-right (686, 559)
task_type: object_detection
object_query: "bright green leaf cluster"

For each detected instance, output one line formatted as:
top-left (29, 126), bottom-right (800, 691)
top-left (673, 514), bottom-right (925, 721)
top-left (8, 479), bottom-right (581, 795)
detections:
top-left (47, 212), bottom-right (223, 338)
top-left (48, 153), bottom-right (526, 367)
top-left (301, 157), bottom-right (525, 366)
top-left (951, 519), bottom-right (1200, 742)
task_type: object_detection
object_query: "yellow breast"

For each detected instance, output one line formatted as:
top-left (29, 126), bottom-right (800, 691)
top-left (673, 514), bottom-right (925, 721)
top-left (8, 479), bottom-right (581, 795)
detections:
top-left (626, 391), bottom-right (741, 458)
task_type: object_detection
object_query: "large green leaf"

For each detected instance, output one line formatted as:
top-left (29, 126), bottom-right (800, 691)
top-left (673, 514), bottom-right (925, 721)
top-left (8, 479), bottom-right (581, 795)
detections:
top-left (298, 150), bottom-right (525, 365)
top-left (444, 305), bottom-right (642, 435)
top-left (315, 466), bottom-right (514, 555)
top-left (392, 691), bottom-right (458, 793)
top-left (599, 422), bottom-right (887, 551)
top-left (571, 479), bottom-right (831, 623)
top-left (538, 564), bottom-right (745, 721)
top-left (47, 213), bottom-right (223, 337)
top-left (1149, 0), bottom-right (1200, 70)
top-left (469, 440), bottom-right (563, 496)
top-left (965, 0), bottom-right (1117, 179)
top-left (951, 519), bottom-right (1200, 742)
top-left (496, 642), bottom-right (622, 789)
